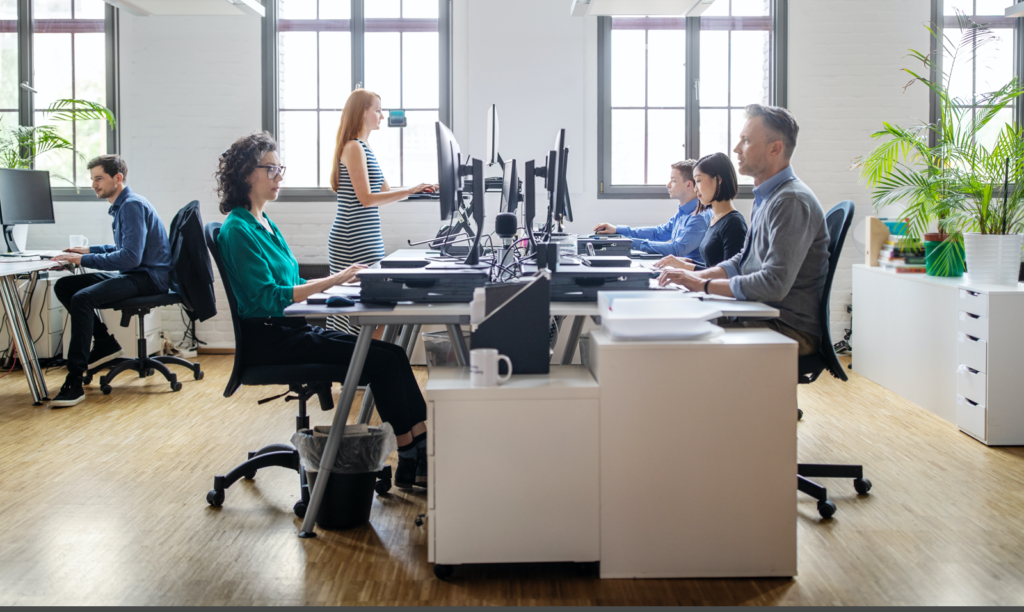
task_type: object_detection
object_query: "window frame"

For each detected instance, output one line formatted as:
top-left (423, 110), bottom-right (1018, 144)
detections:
top-left (5, 0), bottom-right (121, 201)
top-left (929, 0), bottom-right (1024, 146)
top-left (597, 0), bottom-right (787, 200)
top-left (264, 0), bottom-right (453, 202)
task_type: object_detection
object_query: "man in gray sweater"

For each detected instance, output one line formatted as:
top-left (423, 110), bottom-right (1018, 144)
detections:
top-left (657, 104), bottom-right (829, 356)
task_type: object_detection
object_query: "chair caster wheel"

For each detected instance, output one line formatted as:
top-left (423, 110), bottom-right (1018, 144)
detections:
top-left (207, 489), bottom-right (224, 507)
top-left (194, 370), bottom-right (204, 381)
top-left (144, 368), bottom-right (155, 377)
top-left (414, 513), bottom-right (425, 527)
top-left (101, 385), bottom-right (112, 395)
top-left (817, 500), bottom-right (837, 519)
top-left (433, 564), bottom-right (453, 580)
top-left (854, 478), bottom-right (872, 495)
top-left (243, 471), bottom-right (256, 481)
top-left (171, 381), bottom-right (182, 392)
top-left (293, 501), bottom-right (307, 518)
top-left (82, 374), bottom-right (92, 385)
top-left (797, 408), bottom-right (803, 421)
top-left (375, 479), bottom-right (392, 495)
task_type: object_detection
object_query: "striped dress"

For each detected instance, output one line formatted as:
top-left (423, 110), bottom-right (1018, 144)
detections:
top-left (328, 139), bottom-right (386, 334)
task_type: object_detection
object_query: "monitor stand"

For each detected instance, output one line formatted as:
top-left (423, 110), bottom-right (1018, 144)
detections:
top-left (2, 225), bottom-right (22, 254)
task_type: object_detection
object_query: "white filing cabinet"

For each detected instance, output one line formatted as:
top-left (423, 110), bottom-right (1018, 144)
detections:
top-left (589, 328), bottom-right (797, 579)
top-left (425, 366), bottom-right (600, 567)
top-left (0, 274), bottom-right (65, 359)
top-left (955, 283), bottom-right (1024, 445)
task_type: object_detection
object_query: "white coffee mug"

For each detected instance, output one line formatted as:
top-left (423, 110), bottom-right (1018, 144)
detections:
top-left (470, 348), bottom-right (513, 387)
top-left (69, 235), bottom-right (89, 249)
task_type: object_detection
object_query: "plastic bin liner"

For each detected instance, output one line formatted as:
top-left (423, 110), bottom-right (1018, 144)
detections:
top-left (422, 329), bottom-right (471, 367)
top-left (291, 423), bottom-right (396, 474)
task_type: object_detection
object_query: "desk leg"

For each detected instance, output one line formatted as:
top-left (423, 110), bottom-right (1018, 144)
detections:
top-left (298, 323), bottom-right (376, 538)
top-left (0, 276), bottom-right (48, 404)
top-left (380, 324), bottom-right (399, 345)
top-left (446, 324), bottom-right (469, 366)
top-left (354, 325), bottom-right (400, 424)
top-left (560, 315), bottom-right (586, 365)
top-left (404, 324), bottom-right (421, 359)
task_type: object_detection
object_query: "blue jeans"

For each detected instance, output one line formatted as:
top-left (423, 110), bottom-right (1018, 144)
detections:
top-left (54, 272), bottom-right (162, 375)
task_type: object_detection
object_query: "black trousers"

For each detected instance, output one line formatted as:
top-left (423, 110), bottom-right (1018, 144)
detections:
top-left (242, 319), bottom-right (427, 436)
top-left (54, 272), bottom-right (161, 376)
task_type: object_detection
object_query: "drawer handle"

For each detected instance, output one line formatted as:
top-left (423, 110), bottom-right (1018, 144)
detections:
top-left (958, 365), bottom-right (980, 375)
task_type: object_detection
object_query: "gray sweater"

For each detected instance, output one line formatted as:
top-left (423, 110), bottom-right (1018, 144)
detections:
top-left (719, 176), bottom-right (830, 336)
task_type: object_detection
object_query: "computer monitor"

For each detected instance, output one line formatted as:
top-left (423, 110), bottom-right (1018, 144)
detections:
top-left (435, 121), bottom-right (463, 221)
top-left (500, 159), bottom-right (518, 214)
top-left (0, 168), bottom-right (56, 253)
top-left (486, 104), bottom-right (499, 166)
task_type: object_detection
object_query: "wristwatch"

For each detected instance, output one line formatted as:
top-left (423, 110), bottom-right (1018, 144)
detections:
top-left (703, 279), bottom-right (712, 294)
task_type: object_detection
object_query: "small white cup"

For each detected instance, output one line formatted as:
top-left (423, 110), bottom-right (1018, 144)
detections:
top-left (470, 348), bottom-right (513, 388)
top-left (69, 235), bottom-right (89, 249)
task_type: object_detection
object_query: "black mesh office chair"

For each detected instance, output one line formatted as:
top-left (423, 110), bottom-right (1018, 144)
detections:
top-left (797, 200), bottom-right (872, 519)
top-left (203, 222), bottom-right (390, 517)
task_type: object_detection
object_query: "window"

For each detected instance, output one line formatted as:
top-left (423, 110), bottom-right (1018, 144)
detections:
top-left (934, 1), bottom-right (1024, 150)
top-left (2, 0), bottom-right (117, 195)
top-left (270, 0), bottom-right (450, 197)
top-left (598, 0), bottom-right (787, 199)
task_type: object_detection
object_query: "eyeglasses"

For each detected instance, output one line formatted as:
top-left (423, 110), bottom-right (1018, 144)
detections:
top-left (256, 165), bottom-right (287, 179)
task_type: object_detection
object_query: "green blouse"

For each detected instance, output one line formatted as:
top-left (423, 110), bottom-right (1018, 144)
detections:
top-left (217, 207), bottom-right (306, 319)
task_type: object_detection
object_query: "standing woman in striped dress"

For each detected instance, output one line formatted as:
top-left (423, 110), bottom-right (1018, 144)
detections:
top-left (328, 89), bottom-right (434, 333)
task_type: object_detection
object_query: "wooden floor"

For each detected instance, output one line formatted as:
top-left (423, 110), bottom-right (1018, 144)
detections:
top-left (1, 355), bottom-right (1024, 605)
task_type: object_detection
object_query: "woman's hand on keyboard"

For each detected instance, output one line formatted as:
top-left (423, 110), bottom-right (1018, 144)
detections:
top-left (653, 255), bottom-right (694, 271)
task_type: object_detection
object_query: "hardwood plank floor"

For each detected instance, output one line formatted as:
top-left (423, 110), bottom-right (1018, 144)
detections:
top-left (0, 355), bottom-right (1023, 605)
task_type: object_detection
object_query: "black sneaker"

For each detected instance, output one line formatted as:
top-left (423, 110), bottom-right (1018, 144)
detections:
top-left (395, 454), bottom-right (417, 490)
top-left (51, 374), bottom-right (85, 408)
top-left (88, 337), bottom-right (123, 369)
top-left (414, 444), bottom-right (428, 489)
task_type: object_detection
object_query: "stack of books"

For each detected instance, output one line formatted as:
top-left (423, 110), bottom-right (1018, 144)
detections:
top-left (878, 237), bottom-right (926, 273)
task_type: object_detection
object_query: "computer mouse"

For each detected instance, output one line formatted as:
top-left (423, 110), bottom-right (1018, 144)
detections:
top-left (325, 296), bottom-right (355, 308)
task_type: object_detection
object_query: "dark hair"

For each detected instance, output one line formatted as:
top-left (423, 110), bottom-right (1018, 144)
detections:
top-left (744, 104), bottom-right (799, 159)
top-left (216, 131), bottom-right (277, 215)
top-left (693, 152), bottom-right (739, 212)
top-left (670, 159), bottom-right (697, 184)
top-left (86, 155), bottom-right (127, 180)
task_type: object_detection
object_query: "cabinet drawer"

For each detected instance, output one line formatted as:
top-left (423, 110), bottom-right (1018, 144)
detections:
top-left (957, 395), bottom-right (986, 441)
top-left (957, 333), bottom-right (987, 373)
top-left (959, 289), bottom-right (989, 317)
top-left (957, 311), bottom-right (988, 341)
top-left (956, 366), bottom-right (987, 406)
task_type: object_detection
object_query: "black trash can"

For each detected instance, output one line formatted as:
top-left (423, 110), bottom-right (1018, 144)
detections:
top-left (291, 424), bottom-right (397, 530)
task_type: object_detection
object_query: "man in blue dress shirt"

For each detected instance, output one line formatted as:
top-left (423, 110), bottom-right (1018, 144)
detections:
top-left (50, 155), bottom-right (172, 408)
top-left (593, 160), bottom-right (711, 265)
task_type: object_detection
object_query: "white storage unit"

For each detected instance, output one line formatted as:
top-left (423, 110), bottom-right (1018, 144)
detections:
top-left (0, 274), bottom-right (65, 360)
top-left (425, 366), bottom-right (600, 567)
top-left (955, 284), bottom-right (1024, 446)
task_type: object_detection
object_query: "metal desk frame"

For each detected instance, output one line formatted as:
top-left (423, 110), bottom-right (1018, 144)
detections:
top-left (0, 261), bottom-right (59, 405)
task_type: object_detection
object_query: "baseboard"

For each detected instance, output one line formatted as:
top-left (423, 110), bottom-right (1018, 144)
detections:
top-left (198, 347), bottom-right (235, 355)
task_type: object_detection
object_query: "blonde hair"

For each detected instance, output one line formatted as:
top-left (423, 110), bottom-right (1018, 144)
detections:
top-left (330, 89), bottom-right (382, 192)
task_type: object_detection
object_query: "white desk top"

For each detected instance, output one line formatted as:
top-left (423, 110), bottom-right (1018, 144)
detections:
top-left (853, 263), bottom-right (1024, 293)
top-left (590, 327), bottom-right (796, 350)
top-left (425, 365), bottom-right (600, 400)
top-left (0, 260), bottom-right (61, 277)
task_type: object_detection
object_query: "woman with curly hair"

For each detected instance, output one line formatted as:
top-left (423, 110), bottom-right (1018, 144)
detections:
top-left (215, 131), bottom-right (429, 490)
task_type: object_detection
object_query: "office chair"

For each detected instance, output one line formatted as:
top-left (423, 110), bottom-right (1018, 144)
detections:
top-left (797, 200), bottom-right (872, 519)
top-left (202, 222), bottom-right (391, 518)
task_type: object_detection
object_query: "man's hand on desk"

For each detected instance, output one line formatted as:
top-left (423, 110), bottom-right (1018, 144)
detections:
top-left (654, 255), bottom-right (695, 271)
top-left (64, 247), bottom-right (90, 255)
top-left (593, 223), bottom-right (617, 235)
top-left (51, 252), bottom-right (83, 265)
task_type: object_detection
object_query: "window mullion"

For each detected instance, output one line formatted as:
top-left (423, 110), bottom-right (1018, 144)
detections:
top-left (17, 0), bottom-right (33, 130)
top-left (352, 0), bottom-right (365, 90)
top-left (262, 0), bottom-right (279, 138)
top-left (685, 15), bottom-right (700, 160)
top-left (105, 3), bottom-right (120, 154)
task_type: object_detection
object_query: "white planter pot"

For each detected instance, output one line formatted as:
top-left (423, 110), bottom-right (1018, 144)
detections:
top-left (964, 232), bottom-right (1024, 285)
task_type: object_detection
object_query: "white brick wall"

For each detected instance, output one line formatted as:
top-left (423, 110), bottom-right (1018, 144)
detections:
top-left (27, 1), bottom-right (932, 348)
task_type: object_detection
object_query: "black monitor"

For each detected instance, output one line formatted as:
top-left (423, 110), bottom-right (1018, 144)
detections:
top-left (486, 104), bottom-right (499, 166)
top-left (435, 121), bottom-right (463, 221)
top-left (463, 158), bottom-right (486, 266)
top-left (0, 168), bottom-right (56, 253)
top-left (500, 159), bottom-right (518, 214)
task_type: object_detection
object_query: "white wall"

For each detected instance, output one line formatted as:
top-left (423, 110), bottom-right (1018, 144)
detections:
top-left (28, 0), bottom-right (934, 347)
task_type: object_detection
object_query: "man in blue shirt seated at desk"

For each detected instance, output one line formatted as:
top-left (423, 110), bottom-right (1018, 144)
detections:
top-left (593, 159), bottom-right (711, 265)
top-left (50, 155), bottom-right (172, 408)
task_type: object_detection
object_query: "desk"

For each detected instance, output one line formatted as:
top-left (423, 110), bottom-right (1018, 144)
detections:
top-left (0, 260), bottom-right (60, 404)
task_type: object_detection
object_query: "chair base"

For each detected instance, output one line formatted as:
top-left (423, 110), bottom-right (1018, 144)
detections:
top-left (798, 463), bottom-right (872, 519)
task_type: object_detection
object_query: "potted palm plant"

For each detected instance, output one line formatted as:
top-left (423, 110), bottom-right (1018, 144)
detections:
top-left (1, 98), bottom-right (115, 178)
top-left (857, 14), bottom-right (1024, 283)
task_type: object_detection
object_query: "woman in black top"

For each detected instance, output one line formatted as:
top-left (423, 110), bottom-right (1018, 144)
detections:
top-left (654, 152), bottom-right (747, 271)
